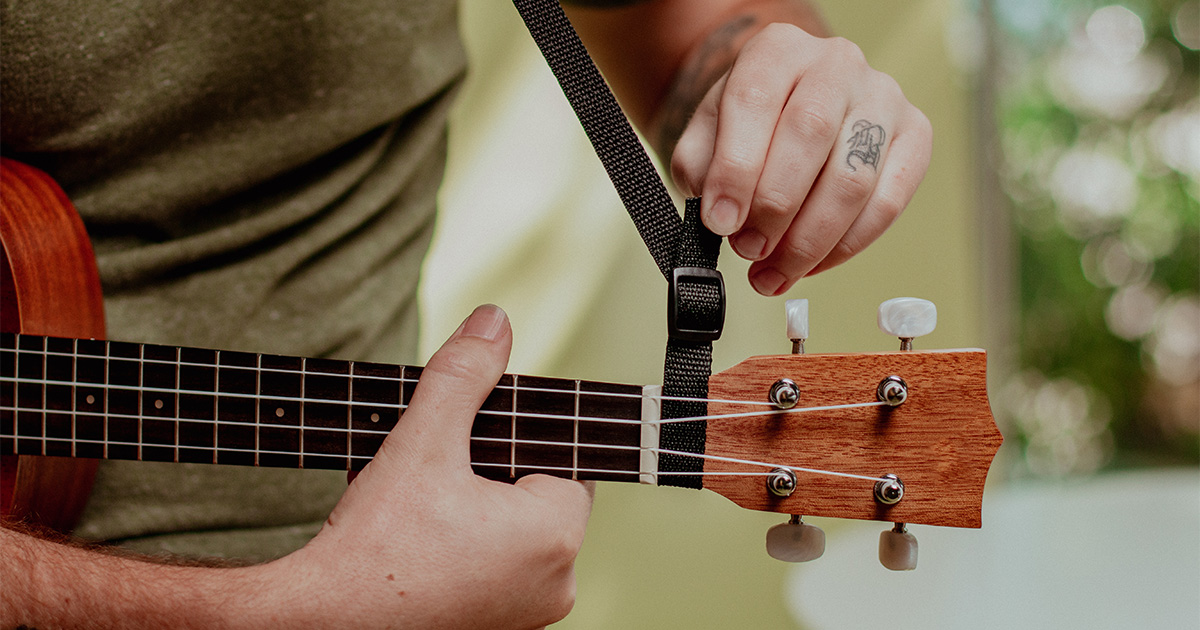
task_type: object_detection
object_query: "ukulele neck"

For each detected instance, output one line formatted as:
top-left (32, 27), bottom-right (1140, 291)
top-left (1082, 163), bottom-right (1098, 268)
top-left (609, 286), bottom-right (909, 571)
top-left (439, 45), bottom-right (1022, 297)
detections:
top-left (0, 333), bottom-right (665, 484)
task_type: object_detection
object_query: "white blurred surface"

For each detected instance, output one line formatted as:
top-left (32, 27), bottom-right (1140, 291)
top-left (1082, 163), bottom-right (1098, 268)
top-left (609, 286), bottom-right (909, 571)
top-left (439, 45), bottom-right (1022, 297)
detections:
top-left (787, 469), bottom-right (1200, 630)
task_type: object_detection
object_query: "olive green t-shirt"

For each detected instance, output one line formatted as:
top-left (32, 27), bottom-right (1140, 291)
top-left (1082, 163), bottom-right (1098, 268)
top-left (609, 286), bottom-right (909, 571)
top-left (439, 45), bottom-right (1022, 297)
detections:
top-left (2, 0), bottom-right (465, 560)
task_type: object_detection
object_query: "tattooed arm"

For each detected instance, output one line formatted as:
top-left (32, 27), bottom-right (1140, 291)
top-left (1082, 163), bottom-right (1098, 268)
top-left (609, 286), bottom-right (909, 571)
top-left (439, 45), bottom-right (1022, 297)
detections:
top-left (562, 0), bottom-right (932, 295)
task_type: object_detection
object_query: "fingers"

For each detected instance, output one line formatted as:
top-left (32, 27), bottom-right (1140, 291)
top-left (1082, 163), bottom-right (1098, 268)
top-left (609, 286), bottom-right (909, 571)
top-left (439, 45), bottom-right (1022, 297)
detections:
top-left (747, 111), bottom-right (897, 294)
top-left (696, 24), bottom-right (822, 237)
top-left (806, 109), bottom-right (932, 276)
top-left (376, 304), bottom-right (513, 470)
top-left (669, 25), bottom-right (932, 296)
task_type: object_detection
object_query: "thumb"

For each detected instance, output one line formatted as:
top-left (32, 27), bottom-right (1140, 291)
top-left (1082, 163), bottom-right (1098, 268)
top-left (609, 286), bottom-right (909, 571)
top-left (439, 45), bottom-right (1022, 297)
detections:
top-left (378, 304), bottom-right (513, 470)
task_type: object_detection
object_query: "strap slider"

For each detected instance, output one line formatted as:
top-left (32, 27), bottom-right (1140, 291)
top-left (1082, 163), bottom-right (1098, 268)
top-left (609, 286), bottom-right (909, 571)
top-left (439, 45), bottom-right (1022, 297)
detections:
top-left (668, 266), bottom-right (726, 343)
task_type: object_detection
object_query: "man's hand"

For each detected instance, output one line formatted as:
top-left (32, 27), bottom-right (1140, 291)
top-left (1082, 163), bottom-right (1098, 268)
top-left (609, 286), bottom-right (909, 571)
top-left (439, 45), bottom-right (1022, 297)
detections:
top-left (273, 304), bottom-right (593, 628)
top-left (565, 0), bottom-right (933, 295)
top-left (2, 306), bottom-right (591, 630)
top-left (672, 23), bottom-right (932, 295)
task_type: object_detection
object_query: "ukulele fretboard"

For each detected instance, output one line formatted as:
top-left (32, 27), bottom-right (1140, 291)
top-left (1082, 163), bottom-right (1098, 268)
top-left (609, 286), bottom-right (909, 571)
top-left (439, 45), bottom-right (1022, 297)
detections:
top-left (0, 333), bottom-right (649, 483)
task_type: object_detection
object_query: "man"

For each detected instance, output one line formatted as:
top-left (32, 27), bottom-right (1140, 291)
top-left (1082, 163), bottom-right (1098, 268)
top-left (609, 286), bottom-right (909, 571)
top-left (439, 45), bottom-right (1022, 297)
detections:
top-left (0, 0), bottom-right (930, 626)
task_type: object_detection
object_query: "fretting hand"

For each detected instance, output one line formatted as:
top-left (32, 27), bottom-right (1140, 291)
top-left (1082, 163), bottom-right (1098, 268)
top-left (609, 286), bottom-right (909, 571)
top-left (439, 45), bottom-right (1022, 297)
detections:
top-left (275, 304), bottom-right (593, 628)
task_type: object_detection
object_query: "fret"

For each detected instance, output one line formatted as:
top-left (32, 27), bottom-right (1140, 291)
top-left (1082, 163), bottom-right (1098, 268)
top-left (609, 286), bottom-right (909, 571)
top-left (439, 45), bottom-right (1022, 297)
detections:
top-left (348, 361), bottom-right (401, 470)
top-left (299, 357), bottom-right (306, 469)
top-left (13, 335), bottom-right (46, 456)
top-left (0, 335), bottom-right (14, 456)
top-left (514, 375), bottom-right (575, 478)
top-left (94, 341), bottom-right (132, 461)
top-left (576, 381), bottom-right (642, 483)
top-left (258, 354), bottom-right (301, 469)
top-left (573, 380), bottom-right (580, 480)
top-left (254, 353), bottom-right (262, 466)
top-left (470, 374), bottom-right (514, 479)
top-left (511, 374), bottom-right (518, 478)
top-left (216, 350), bottom-right (258, 466)
top-left (39, 337), bottom-right (74, 457)
top-left (177, 346), bottom-right (218, 464)
top-left (346, 362), bottom-right (354, 470)
top-left (300, 356), bottom-right (351, 470)
top-left (39, 337), bottom-right (46, 455)
top-left (138, 343), bottom-right (178, 463)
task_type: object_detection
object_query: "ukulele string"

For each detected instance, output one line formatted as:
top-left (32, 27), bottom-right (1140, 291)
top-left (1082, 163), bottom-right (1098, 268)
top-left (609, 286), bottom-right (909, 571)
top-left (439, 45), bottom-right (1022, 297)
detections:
top-left (2, 371), bottom-right (888, 426)
top-left (6, 428), bottom-right (890, 484)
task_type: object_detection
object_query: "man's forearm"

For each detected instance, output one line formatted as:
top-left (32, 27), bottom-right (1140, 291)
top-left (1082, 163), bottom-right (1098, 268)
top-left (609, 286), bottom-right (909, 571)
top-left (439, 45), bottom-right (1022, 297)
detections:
top-left (564, 0), bottom-right (830, 155)
top-left (1, 525), bottom-right (284, 628)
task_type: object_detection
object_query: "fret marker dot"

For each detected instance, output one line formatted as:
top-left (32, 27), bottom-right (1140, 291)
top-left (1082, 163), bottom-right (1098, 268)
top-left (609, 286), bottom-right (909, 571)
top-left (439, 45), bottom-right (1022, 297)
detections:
top-left (371, 413), bottom-right (380, 423)
top-left (155, 399), bottom-right (164, 410)
top-left (276, 408), bottom-right (285, 418)
top-left (86, 395), bottom-right (95, 405)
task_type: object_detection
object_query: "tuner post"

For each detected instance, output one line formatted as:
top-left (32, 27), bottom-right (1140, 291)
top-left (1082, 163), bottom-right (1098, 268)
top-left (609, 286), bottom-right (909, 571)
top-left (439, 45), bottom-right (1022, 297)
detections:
top-left (766, 467), bottom-right (798, 497)
top-left (876, 376), bottom-right (908, 406)
top-left (873, 473), bottom-right (905, 505)
top-left (768, 379), bottom-right (800, 410)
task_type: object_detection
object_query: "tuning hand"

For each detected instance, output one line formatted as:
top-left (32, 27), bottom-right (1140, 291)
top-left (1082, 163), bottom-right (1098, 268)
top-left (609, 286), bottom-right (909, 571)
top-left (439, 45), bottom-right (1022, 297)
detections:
top-left (271, 305), bottom-right (593, 629)
top-left (670, 23), bottom-right (932, 296)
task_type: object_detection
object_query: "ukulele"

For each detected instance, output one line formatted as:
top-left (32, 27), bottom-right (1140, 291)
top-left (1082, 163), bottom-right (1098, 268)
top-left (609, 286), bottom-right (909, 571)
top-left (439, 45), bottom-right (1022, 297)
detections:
top-left (0, 158), bottom-right (1003, 569)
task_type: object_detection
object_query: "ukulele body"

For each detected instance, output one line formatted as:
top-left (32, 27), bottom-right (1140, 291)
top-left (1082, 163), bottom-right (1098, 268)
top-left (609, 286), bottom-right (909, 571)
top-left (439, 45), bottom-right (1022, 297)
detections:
top-left (0, 157), bottom-right (104, 532)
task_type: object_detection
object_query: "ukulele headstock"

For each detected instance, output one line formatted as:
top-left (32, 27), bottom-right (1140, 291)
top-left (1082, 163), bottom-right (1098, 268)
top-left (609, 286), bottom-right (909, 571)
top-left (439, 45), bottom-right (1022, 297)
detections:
top-left (703, 299), bottom-right (1003, 569)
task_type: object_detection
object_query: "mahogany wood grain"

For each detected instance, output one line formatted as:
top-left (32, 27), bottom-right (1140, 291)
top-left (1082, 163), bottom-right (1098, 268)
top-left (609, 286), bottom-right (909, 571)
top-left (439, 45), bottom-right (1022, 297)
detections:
top-left (705, 351), bottom-right (1001, 528)
top-left (0, 157), bottom-right (104, 533)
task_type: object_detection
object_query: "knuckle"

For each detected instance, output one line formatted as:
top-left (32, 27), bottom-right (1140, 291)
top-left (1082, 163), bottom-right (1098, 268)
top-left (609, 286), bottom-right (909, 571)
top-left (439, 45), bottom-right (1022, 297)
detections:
top-left (710, 146), bottom-right (758, 179)
top-left (826, 36), bottom-right (867, 65)
top-left (873, 190), bottom-right (906, 224)
top-left (727, 81), bottom-right (773, 111)
top-left (790, 103), bottom-right (839, 144)
top-left (752, 187), bottom-right (796, 219)
top-left (756, 22), bottom-right (805, 47)
top-left (780, 233), bottom-right (827, 270)
top-left (425, 348), bottom-right (490, 384)
top-left (830, 169), bottom-right (875, 204)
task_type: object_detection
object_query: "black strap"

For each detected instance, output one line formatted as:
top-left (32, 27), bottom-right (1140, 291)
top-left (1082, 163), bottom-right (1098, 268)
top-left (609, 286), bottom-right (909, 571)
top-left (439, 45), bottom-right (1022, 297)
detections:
top-left (512, 0), bottom-right (723, 489)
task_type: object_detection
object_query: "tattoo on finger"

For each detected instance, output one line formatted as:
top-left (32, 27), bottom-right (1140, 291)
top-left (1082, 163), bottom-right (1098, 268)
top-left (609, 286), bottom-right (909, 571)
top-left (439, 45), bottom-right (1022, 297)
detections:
top-left (845, 120), bottom-right (885, 172)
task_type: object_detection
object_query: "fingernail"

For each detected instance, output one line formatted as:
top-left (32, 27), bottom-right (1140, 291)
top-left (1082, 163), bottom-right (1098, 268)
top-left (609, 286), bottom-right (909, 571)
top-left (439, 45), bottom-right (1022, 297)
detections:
top-left (461, 304), bottom-right (505, 341)
top-left (750, 268), bottom-right (787, 296)
top-left (706, 198), bottom-right (740, 235)
top-left (731, 230), bottom-right (767, 260)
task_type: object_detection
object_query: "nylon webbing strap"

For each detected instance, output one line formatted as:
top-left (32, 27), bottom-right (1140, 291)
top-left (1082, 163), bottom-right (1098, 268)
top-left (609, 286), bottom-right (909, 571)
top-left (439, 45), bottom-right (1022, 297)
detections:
top-left (511, 0), bottom-right (680, 278)
top-left (513, 0), bottom-right (723, 489)
top-left (658, 198), bottom-right (722, 488)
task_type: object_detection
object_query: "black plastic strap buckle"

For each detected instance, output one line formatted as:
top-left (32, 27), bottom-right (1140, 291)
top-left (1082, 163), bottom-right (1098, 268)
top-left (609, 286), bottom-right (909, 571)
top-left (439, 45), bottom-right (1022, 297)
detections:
top-left (667, 266), bottom-right (726, 343)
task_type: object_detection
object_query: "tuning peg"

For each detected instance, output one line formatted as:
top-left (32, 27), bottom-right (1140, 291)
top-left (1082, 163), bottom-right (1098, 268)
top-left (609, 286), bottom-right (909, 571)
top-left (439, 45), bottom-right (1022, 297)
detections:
top-left (766, 515), bottom-right (825, 563)
top-left (878, 523), bottom-right (918, 571)
top-left (786, 299), bottom-right (808, 354)
top-left (878, 298), bottom-right (936, 351)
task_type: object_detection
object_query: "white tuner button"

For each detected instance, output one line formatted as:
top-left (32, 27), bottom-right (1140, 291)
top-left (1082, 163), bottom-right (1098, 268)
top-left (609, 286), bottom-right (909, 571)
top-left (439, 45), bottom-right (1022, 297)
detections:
top-left (766, 517), bottom-right (825, 563)
top-left (878, 524), bottom-right (918, 571)
top-left (786, 299), bottom-right (809, 341)
top-left (786, 299), bottom-right (809, 354)
top-left (877, 298), bottom-right (937, 340)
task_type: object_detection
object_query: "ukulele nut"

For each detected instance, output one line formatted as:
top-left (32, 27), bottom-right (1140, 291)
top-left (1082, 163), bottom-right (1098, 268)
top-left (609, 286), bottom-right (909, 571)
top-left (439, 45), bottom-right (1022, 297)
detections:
top-left (769, 379), bottom-right (800, 410)
top-left (767, 467), bottom-right (798, 497)
top-left (874, 473), bottom-right (905, 505)
top-left (876, 376), bottom-right (908, 406)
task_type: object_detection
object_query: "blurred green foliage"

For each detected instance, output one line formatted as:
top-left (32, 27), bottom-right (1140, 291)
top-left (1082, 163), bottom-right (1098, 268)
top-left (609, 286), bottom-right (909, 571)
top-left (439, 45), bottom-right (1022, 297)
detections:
top-left (994, 0), bottom-right (1199, 474)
